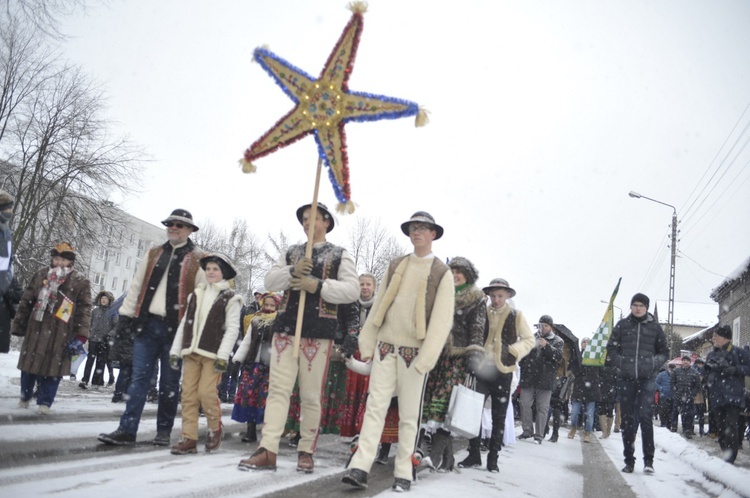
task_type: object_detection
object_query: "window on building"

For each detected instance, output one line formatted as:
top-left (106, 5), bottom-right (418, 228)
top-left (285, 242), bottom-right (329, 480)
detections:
top-left (97, 247), bottom-right (106, 259)
top-left (111, 277), bottom-right (118, 290)
top-left (92, 273), bottom-right (106, 287)
top-left (122, 279), bottom-right (128, 292)
top-left (733, 317), bottom-right (741, 344)
top-left (126, 257), bottom-right (132, 269)
top-left (129, 232), bottom-right (135, 244)
top-left (115, 252), bottom-right (121, 265)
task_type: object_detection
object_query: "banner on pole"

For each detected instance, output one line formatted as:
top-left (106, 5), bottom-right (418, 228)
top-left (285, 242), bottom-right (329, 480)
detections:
top-left (582, 278), bottom-right (621, 366)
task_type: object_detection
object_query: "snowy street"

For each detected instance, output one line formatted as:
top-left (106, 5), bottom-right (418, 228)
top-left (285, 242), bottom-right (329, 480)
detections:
top-left (0, 351), bottom-right (748, 497)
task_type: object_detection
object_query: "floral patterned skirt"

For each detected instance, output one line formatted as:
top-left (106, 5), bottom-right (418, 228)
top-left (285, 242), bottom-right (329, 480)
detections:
top-left (285, 359), bottom-right (348, 435)
top-left (231, 363), bottom-right (269, 424)
top-left (422, 353), bottom-right (470, 425)
top-left (339, 351), bottom-right (371, 437)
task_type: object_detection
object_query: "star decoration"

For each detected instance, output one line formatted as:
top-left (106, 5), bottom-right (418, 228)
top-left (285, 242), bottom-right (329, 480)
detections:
top-left (239, 3), bottom-right (427, 213)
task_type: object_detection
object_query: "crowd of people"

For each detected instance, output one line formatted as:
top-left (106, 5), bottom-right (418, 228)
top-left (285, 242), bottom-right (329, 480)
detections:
top-left (3, 192), bottom-right (750, 493)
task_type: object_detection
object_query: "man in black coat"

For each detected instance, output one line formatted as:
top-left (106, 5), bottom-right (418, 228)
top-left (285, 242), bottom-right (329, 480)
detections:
top-left (606, 293), bottom-right (668, 474)
top-left (518, 315), bottom-right (564, 444)
top-left (705, 325), bottom-right (750, 464)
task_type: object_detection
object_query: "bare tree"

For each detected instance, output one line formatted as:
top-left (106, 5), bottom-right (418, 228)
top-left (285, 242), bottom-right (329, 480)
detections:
top-left (0, 19), bottom-right (58, 147)
top-left (193, 218), bottom-right (269, 303)
top-left (3, 62), bottom-right (144, 282)
top-left (265, 230), bottom-right (292, 269)
top-left (346, 216), bottom-right (407, 282)
top-left (2, 0), bottom-right (86, 40)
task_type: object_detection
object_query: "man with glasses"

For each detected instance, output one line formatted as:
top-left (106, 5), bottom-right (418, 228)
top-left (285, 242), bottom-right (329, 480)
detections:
top-left (606, 293), bottom-right (668, 474)
top-left (343, 211), bottom-right (454, 493)
top-left (99, 209), bottom-right (206, 446)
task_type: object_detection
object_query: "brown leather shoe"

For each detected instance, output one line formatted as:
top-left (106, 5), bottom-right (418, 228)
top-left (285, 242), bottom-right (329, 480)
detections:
top-left (205, 425), bottom-right (223, 453)
top-left (297, 451), bottom-right (314, 473)
top-left (238, 447), bottom-right (277, 471)
top-left (171, 438), bottom-right (197, 455)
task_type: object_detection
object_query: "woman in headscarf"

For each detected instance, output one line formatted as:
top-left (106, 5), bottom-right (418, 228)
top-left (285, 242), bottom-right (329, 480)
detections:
top-left (421, 256), bottom-right (486, 472)
top-left (12, 242), bottom-right (92, 413)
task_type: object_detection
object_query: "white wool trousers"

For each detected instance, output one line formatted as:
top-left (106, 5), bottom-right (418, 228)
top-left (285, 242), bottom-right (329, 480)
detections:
top-left (259, 333), bottom-right (332, 454)
top-left (349, 342), bottom-right (427, 481)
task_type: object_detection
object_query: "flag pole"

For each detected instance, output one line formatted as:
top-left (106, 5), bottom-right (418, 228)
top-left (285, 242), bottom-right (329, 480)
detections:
top-left (292, 157), bottom-right (323, 358)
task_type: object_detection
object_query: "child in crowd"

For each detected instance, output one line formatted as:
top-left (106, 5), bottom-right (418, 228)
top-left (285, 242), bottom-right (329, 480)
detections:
top-left (169, 253), bottom-right (242, 455)
top-left (232, 292), bottom-right (282, 443)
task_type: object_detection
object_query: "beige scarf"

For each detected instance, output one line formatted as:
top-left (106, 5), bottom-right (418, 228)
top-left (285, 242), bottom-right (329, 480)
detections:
top-left (369, 257), bottom-right (428, 340)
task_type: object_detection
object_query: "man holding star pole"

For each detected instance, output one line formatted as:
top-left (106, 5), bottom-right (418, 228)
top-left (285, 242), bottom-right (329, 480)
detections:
top-left (238, 202), bottom-right (358, 473)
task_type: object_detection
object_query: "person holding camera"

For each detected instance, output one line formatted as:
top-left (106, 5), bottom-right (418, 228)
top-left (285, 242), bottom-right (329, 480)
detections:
top-left (705, 324), bottom-right (750, 464)
top-left (518, 315), bottom-right (564, 444)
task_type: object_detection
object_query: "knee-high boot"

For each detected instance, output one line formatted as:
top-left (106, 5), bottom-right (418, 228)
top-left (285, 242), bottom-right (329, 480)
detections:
top-left (599, 415), bottom-right (610, 439)
top-left (458, 437), bottom-right (482, 468)
top-left (438, 434), bottom-right (454, 472)
top-left (425, 429), bottom-right (449, 470)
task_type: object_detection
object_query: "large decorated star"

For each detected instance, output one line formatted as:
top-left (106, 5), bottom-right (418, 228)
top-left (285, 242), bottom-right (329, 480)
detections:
top-left (239, 3), bottom-right (426, 213)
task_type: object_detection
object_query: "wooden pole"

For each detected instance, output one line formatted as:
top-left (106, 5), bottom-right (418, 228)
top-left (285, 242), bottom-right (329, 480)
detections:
top-left (292, 157), bottom-right (323, 358)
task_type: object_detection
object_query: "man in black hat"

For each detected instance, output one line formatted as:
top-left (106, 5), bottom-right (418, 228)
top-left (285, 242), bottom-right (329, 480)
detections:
top-left (240, 202), bottom-right (359, 474)
top-left (518, 314), bottom-right (564, 444)
top-left (606, 292), bottom-right (668, 474)
top-left (343, 211), bottom-right (454, 492)
top-left (705, 325), bottom-right (750, 464)
top-left (99, 209), bottom-right (206, 447)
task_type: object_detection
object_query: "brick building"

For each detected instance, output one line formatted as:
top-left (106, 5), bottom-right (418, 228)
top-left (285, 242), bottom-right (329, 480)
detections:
top-left (709, 255), bottom-right (750, 347)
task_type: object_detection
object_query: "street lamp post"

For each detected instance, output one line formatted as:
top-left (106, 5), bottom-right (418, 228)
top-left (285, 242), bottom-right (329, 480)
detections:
top-left (601, 300), bottom-right (623, 320)
top-left (628, 191), bottom-right (678, 337)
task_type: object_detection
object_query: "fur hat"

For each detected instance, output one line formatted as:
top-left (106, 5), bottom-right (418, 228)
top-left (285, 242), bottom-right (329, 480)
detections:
top-left (681, 355), bottom-right (692, 362)
top-left (631, 292), bottom-right (650, 309)
top-left (50, 241), bottom-right (77, 261)
top-left (448, 257), bottom-right (479, 285)
top-left (296, 202), bottom-right (336, 233)
top-left (200, 252), bottom-right (238, 280)
top-left (482, 278), bottom-right (516, 297)
top-left (715, 324), bottom-right (732, 340)
top-left (400, 211), bottom-right (444, 240)
top-left (161, 209), bottom-right (199, 232)
top-left (0, 189), bottom-right (14, 210)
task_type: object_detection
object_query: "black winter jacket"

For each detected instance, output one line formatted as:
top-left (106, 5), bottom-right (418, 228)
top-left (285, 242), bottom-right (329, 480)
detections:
top-left (705, 343), bottom-right (750, 408)
top-left (606, 313), bottom-right (668, 380)
top-left (519, 332), bottom-right (564, 390)
top-left (671, 366), bottom-right (700, 404)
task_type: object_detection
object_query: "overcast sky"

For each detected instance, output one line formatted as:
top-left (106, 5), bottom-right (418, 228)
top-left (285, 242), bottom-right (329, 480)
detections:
top-left (57, 0), bottom-right (750, 338)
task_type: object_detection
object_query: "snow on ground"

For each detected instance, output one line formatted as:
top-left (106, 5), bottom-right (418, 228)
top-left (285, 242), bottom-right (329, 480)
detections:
top-left (1, 351), bottom-right (749, 497)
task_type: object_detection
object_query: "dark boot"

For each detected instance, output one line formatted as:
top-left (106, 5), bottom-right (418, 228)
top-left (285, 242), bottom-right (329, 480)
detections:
top-left (375, 443), bottom-right (391, 465)
top-left (458, 437), bottom-right (482, 468)
top-left (426, 430), bottom-right (449, 470)
top-left (438, 435), bottom-right (454, 472)
top-left (242, 422), bottom-right (257, 443)
top-left (549, 429), bottom-right (559, 443)
top-left (487, 451), bottom-right (499, 473)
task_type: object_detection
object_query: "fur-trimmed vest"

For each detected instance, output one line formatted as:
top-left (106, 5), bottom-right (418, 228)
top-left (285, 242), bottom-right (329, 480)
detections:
top-left (369, 255), bottom-right (449, 340)
top-left (180, 288), bottom-right (235, 354)
top-left (273, 242), bottom-right (343, 340)
top-left (134, 241), bottom-right (203, 334)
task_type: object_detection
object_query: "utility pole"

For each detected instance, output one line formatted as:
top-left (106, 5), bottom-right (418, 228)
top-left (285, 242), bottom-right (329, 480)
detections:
top-left (629, 191), bottom-right (678, 336)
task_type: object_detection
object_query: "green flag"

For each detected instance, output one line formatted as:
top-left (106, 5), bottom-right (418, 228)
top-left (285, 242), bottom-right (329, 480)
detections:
top-left (582, 278), bottom-right (621, 366)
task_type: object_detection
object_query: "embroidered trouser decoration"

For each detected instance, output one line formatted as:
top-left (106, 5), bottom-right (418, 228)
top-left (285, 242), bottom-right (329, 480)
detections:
top-left (397, 346), bottom-right (419, 368)
top-left (378, 342), bottom-right (395, 361)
